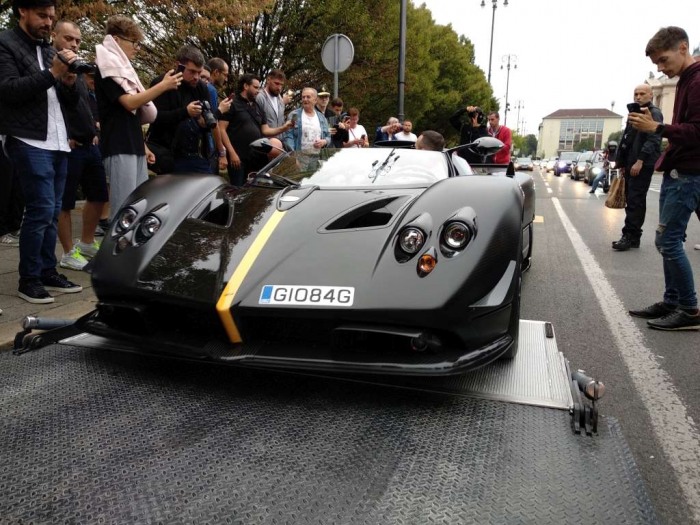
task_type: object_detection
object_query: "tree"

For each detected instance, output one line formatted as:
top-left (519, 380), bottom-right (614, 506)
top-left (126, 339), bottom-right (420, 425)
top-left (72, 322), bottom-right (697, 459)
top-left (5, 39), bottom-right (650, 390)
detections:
top-left (573, 137), bottom-right (595, 151)
top-left (607, 130), bottom-right (622, 144)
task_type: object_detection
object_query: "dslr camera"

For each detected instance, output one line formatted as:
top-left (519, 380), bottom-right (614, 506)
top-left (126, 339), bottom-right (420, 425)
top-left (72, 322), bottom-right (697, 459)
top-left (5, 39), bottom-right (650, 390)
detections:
top-left (468, 107), bottom-right (486, 126)
top-left (199, 100), bottom-right (217, 129)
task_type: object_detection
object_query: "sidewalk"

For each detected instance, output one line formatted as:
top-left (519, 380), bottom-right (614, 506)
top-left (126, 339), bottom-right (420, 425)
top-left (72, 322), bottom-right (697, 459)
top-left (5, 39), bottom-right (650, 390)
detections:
top-left (0, 205), bottom-right (97, 350)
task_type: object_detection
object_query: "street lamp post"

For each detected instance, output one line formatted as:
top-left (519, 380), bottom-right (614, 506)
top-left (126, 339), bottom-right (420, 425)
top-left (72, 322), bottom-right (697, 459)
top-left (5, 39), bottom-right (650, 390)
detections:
top-left (515, 100), bottom-right (524, 134)
top-left (501, 54), bottom-right (517, 126)
top-left (481, 0), bottom-right (509, 84)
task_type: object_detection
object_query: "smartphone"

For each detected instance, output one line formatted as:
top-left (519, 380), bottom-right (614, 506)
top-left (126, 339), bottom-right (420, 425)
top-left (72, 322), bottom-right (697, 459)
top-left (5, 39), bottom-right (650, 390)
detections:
top-left (627, 102), bottom-right (642, 113)
top-left (289, 113), bottom-right (298, 123)
top-left (226, 93), bottom-right (235, 101)
top-left (176, 63), bottom-right (186, 74)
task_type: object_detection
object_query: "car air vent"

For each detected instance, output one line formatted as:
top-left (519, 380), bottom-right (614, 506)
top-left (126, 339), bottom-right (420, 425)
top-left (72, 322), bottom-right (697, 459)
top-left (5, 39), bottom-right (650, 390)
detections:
top-left (190, 188), bottom-right (234, 227)
top-left (325, 196), bottom-right (409, 230)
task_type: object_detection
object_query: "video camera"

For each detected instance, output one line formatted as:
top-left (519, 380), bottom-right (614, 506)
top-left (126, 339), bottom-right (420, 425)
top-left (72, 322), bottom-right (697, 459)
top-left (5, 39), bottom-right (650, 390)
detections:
top-left (56, 53), bottom-right (95, 75)
top-left (468, 107), bottom-right (487, 126)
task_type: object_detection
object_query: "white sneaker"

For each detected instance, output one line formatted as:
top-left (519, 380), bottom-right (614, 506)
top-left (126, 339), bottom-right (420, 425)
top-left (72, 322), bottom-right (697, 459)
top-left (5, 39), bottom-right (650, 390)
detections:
top-left (75, 239), bottom-right (101, 258)
top-left (0, 232), bottom-right (20, 246)
top-left (59, 247), bottom-right (88, 270)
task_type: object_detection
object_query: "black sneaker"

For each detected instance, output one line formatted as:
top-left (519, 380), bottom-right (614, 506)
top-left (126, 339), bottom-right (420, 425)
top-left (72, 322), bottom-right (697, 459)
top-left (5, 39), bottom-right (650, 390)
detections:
top-left (647, 310), bottom-right (700, 331)
top-left (18, 279), bottom-right (54, 304)
top-left (41, 272), bottom-right (83, 294)
top-left (629, 302), bottom-right (677, 319)
top-left (612, 236), bottom-right (640, 251)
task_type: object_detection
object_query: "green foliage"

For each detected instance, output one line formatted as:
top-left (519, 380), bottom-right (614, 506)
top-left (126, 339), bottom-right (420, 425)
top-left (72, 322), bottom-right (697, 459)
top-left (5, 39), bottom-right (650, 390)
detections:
top-left (573, 137), bottom-right (595, 151)
top-left (2, 0), bottom-right (494, 142)
top-left (607, 130), bottom-right (622, 144)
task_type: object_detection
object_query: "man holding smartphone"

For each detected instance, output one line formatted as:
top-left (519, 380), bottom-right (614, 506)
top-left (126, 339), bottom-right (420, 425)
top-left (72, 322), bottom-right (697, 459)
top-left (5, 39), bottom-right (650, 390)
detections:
top-left (627, 26), bottom-right (700, 331)
top-left (611, 84), bottom-right (663, 251)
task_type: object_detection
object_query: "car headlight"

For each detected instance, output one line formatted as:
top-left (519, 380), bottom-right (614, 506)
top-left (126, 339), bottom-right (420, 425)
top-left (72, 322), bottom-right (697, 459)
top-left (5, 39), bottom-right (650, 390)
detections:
top-left (442, 222), bottom-right (471, 249)
top-left (577, 165), bottom-right (585, 172)
top-left (399, 227), bottom-right (425, 254)
top-left (592, 167), bottom-right (601, 175)
top-left (558, 161), bottom-right (566, 168)
top-left (116, 208), bottom-right (138, 231)
top-left (139, 215), bottom-right (162, 238)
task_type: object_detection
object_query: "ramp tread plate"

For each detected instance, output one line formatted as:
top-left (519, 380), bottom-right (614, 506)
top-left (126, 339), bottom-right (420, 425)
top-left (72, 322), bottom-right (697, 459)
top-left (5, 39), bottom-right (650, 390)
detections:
top-left (0, 345), bottom-right (656, 524)
top-left (60, 320), bottom-right (573, 410)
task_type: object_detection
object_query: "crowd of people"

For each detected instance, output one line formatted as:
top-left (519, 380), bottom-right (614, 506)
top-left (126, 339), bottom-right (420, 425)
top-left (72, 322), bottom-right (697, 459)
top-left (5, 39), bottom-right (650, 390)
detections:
top-left (4, 1), bottom-right (694, 334)
top-left (0, 0), bottom-right (453, 308)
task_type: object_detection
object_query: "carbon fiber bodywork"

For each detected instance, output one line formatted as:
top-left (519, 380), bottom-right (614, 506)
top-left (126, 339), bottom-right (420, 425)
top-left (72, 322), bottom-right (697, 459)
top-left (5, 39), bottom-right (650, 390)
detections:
top-left (82, 149), bottom-right (535, 375)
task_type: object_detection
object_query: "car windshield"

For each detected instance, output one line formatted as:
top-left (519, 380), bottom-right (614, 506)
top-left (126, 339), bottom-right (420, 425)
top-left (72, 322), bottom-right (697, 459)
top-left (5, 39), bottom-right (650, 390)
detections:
top-left (578, 152), bottom-right (593, 161)
top-left (516, 158), bottom-right (531, 163)
top-left (559, 152), bottom-right (579, 161)
top-left (260, 148), bottom-right (449, 188)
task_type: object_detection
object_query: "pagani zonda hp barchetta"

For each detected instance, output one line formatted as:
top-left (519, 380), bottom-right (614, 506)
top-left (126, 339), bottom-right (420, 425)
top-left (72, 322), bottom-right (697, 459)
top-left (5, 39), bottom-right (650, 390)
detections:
top-left (80, 138), bottom-right (535, 375)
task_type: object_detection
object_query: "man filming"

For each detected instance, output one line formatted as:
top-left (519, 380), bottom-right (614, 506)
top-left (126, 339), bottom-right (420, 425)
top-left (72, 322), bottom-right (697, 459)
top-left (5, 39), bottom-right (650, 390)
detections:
top-left (147, 45), bottom-right (214, 174)
top-left (449, 105), bottom-right (487, 163)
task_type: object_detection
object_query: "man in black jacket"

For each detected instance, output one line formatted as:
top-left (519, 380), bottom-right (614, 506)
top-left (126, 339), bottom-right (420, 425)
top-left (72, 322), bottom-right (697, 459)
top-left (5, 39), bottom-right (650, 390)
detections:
top-left (449, 105), bottom-right (488, 164)
top-left (0, 0), bottom-right (83, 304)
top-left (612, 84), bottom-right (663, 251)
top-left (147, 45), bottom-right (212, 174)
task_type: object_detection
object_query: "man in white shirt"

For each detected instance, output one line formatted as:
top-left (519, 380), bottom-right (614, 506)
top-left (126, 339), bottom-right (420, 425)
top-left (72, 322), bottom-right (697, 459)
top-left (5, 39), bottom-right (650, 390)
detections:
top-left (283, 87), bottom-right (331, 151)
top-left (0, 0), bottom-right (84, 303)
top-left (395, 120), bottom-right (417, 142)
top-left (344, 107), bottom-right (369, 148)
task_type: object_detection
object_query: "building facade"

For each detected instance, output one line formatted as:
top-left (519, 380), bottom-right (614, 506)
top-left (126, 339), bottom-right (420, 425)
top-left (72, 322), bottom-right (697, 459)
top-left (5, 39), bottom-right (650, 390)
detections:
top-left (537, 108), bottom-right (623, 159)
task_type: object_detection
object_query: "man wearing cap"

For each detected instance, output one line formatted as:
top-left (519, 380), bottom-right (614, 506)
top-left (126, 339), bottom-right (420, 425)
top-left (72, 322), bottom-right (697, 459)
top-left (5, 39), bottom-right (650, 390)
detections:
top-left (0, 0), bottom-right (84, 303)
top-left (315, 88), bottom-right (335, 120)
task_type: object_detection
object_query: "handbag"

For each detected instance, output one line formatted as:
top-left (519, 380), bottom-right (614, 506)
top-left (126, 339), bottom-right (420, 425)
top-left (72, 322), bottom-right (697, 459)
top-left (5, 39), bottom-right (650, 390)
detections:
top-left (605, 172), bottom-right (626, 209)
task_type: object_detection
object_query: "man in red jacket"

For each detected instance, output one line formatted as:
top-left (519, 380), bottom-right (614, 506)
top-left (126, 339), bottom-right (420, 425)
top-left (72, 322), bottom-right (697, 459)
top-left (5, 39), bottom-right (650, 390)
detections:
top-left (627, 26), bottom-right (700, 331)
top-left (487, 111), bottom-right (512, 164)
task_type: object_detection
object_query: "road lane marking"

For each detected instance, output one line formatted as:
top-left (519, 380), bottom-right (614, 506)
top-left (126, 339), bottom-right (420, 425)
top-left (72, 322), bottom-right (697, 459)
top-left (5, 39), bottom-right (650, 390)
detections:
top-left (551, 197), bottom-right (700, 522)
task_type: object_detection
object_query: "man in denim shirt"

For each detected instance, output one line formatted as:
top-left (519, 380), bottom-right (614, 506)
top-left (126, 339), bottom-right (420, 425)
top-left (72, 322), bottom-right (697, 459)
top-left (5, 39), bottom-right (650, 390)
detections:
top-left (628, 26), bottom-right (700, 330)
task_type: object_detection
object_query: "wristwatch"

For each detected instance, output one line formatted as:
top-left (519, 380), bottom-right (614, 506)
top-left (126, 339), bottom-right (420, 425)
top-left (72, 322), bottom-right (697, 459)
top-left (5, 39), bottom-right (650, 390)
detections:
top-left (655, 123), bottom-right (665, 135)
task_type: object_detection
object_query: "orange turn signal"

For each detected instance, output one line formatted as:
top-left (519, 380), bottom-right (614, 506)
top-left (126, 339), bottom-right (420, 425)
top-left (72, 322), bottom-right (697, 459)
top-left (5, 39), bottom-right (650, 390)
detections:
top-left (417, 252), bottom-right (437, 276)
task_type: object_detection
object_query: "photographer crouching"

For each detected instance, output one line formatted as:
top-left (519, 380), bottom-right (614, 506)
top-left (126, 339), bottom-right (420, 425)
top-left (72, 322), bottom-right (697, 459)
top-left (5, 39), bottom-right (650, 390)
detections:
top-left (147, 45), bottom-right (215, 174)
top-left (449, 105), bottom-right (488, 163)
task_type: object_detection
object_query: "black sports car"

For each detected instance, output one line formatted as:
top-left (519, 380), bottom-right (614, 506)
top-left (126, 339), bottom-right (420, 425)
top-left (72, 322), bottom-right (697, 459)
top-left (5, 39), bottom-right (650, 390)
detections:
top-left (80, 138), bottom-right (535, 375)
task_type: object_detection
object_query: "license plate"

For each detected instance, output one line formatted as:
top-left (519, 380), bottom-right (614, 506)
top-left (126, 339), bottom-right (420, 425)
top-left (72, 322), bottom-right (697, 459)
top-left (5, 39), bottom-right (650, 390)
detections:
top-left (259, 285), bottom-right (354, 306)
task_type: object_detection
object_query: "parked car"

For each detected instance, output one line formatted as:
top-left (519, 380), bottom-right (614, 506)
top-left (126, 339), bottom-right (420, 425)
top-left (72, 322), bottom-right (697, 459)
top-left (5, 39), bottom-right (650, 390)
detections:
top-left (571, 151), bottom-right (595, 181)
top-left (79, 137), bottom-right (536, 376)
top-left (514, 157), bottom-right (534, 171)
top-left (553, 151), bottom-right (579, 176)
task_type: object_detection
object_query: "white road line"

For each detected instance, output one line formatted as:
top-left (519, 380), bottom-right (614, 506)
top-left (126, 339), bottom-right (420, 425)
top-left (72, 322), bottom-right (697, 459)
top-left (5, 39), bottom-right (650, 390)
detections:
top-left (551, 197), bottom-right (700, 523)
top-left (547, 188), bottom-right (553, 194)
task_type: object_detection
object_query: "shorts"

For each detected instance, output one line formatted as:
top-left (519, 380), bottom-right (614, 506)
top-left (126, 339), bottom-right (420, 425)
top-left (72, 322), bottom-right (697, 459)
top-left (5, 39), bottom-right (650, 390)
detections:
top-left (61, 144), bottom-right (109, 211)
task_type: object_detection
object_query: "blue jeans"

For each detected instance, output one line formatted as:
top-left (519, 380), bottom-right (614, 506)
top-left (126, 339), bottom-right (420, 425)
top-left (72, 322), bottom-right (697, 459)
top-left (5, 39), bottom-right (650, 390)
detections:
top-left (591, 170), bottom-right (606, 191)
top-left (656, 171), bottom-right (700, 308)
top-left (7, 138), bottom-right (67, 280)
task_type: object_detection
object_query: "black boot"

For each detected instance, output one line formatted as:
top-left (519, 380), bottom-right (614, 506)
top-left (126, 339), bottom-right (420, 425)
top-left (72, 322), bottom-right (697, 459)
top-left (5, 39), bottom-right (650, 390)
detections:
top-left (612, 235), bottom-right (640, 251)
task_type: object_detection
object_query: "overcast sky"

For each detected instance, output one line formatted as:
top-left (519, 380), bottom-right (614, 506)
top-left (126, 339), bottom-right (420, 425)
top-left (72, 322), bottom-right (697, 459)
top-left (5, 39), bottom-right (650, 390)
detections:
top-left (418, 0), bottom-right (700, 136)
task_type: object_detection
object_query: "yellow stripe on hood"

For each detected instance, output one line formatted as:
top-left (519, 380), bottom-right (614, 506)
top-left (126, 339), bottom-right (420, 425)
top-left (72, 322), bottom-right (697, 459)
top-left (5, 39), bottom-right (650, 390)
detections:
top-left (216, 210), bottom-right (286, 343)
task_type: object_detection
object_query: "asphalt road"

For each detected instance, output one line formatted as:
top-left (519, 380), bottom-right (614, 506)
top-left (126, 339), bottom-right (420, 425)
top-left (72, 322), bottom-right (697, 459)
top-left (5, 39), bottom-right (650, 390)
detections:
top-left (523, 167), bottom-right (700, 525)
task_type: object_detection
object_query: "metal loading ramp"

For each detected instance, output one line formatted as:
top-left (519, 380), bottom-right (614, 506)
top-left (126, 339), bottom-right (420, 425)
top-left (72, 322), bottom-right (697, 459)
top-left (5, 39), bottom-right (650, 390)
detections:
top-left (0, 322), bottom-right (657, 524)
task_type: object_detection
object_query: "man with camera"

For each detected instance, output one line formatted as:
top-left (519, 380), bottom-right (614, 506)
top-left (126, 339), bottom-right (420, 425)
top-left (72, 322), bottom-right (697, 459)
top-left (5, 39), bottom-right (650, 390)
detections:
top-left (148, 45), bottom-right (214, 174)
top-left (51, 20), bottom-right (108, 271)
top-left (0, 0), bottom-right (84, 303)
top-left (450, 105), bottom-right (488, 163)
